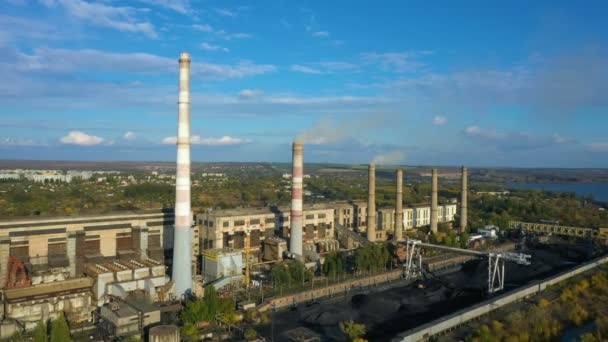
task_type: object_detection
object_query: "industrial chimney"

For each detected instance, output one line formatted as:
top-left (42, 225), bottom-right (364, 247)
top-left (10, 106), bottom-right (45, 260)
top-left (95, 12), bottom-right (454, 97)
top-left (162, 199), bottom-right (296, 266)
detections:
top-left (394, 168), bottom-right (403, 241)
top-left (172, 52), bottom-right (193, 297)
top-left (460, 166), bottom-right (468, 232)
top-left (430, 168), bottom-right (438, 233)
top-left (289, 141), bottom-right (304, 258)
top-left (367, 164), bottom-right (376, 242)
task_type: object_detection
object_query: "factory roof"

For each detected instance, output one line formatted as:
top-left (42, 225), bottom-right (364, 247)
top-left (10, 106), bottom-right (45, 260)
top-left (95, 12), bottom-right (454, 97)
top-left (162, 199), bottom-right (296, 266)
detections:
top-left (4, 277), bottom-right (94, 303)
top-left (126, 298), bottom-right (159, 313)
top-left (0, 208), bottom-right (173, 223)
top-left (203, 203), bottom-right (336, 218)
top-left (86, 258), bottom-right (162, 276)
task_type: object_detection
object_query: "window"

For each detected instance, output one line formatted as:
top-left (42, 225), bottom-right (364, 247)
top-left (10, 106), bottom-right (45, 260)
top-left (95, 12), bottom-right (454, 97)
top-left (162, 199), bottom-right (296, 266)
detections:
top-left (265, 217), bottom-right (274, 224)
top-left (250, 219), bottom-right (260, 225)
top-left (305, 214), bottom-right (314, 220)
top-left (234, 220), bottom-right (245, 226)
top-left (208, 221), bottom-right (213, 227)
top-left (318, 214), bottom-right (326, 219)
top-left (223, 221), bottom-right (229, 228)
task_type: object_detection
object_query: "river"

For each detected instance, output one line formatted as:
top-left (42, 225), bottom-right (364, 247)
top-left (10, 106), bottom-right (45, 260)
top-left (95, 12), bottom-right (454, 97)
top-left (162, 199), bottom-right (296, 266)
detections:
top-left (507, 183), bottom-right (608, 203)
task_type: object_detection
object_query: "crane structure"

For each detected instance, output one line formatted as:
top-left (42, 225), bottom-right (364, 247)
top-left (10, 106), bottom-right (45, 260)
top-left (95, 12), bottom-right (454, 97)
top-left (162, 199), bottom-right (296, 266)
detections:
top-left (508, 221), bottom-right (608, 241)
top-left (401, 240), bottom-right (531, 293)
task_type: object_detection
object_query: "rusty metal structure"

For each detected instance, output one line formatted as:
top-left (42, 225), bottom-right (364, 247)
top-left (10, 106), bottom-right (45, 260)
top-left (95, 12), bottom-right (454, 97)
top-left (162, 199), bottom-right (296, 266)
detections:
top-left (508, 221), bottom-right (608, 241)
top-left (5, 256), bottom-right (31, 289)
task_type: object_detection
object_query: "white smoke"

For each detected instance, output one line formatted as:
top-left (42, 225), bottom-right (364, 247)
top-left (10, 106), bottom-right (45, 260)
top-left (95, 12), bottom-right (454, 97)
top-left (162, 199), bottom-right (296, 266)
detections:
top-left (371, 151), bottom-right (406, 165)
top-left (297, 115), bottom-right (385, 145)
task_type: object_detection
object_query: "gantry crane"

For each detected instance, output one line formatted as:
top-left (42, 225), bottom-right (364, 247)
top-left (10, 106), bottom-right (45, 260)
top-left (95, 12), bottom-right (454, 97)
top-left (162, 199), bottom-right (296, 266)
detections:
top-left (401, 240), bottom-right (531, 293)
top-left (508, 221), bottom-right (608, 241)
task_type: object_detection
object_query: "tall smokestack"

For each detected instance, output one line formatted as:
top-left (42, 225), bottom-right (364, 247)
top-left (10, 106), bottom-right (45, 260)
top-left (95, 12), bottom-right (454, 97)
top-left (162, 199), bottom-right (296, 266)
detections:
top-left (430, 168), bottom-right (438, 233)
top-left (172, 52), bottom-right (193, 297)
top-left (289, 142), bottom-right (304, 257)
top-left (394, 168), bottom-right (403, 241)
top-left (367, 164), bottom-right (376, 242)
top-left (460, 166), bottom-right (468, 232)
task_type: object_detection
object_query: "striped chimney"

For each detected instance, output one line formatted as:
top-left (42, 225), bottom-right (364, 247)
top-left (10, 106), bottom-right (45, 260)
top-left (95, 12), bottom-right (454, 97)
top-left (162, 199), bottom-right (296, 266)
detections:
top-left (289, 141), bottom-right (304, 257)
top-left (461, 166), bottom-right (468, 231)
top-left (367, 164), bottom-right (376, 242)
top-left (172, 52), bottom-right (193, 297)
top-left (394, 168), bottom-right (403, 241)
top-left (430, 168), bottom-right (438, 233)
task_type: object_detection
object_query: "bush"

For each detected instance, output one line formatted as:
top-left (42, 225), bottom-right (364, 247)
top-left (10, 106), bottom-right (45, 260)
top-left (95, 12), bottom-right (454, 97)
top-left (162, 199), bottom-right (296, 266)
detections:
top-left (339, 320), bottom-right (366, 341)
top-left (243, 328), bottom-right (258, 341)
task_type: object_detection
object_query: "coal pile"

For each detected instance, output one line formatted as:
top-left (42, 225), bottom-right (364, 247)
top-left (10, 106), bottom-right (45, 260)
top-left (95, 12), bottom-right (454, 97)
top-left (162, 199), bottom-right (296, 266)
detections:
top-left (259, 246), bottom-right (589, 342)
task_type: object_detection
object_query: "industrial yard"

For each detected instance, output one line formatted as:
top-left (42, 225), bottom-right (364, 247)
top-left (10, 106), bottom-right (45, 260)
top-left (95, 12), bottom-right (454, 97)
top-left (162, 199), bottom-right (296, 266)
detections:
top-left (0, 48), bottom-right (606, 342)
top-left (256, 244), bottom-right (596, 341)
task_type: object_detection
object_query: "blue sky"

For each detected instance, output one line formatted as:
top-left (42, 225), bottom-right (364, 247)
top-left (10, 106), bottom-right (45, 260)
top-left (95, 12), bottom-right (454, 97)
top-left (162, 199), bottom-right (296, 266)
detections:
top-left (1, 0), bottom-right (607, 167)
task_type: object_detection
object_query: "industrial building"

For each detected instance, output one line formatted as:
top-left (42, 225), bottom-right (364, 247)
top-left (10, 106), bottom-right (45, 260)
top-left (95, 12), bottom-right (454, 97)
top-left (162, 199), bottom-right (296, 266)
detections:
top-left (0, 209), bottom-right (199, 332)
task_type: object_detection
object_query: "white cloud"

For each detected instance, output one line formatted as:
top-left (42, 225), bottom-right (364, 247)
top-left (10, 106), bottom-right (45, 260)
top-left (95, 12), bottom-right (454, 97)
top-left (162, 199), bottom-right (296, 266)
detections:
top-left (60, 131), bottom-right (105, 146)
top-left (372, 151), bottom-right (406, 165)
top-left (200, 42), bottom-right (229, 52)
top-left (123, 131), bottom-right (136, 140)
top-left (464, 126), bottom-right (574, 151)
top-left (238, 89), bottom-right (263, 100)
top-left (589, 143), bottom-right (608, 152)
top-left (42, 0), bottom-right (157, 38)
top-left (312, 31), bottom-right (329, 37)
top-left (361, 51), bottom-right (430, 72)
top-left (9, 47), bottom-right (274, 80)
top-left (136, 0), bottom-right (190, 14)
top-left (192, 24), bottom-right (213, 33)
top-left (433, 115), bottom-right (447, 125)
top-left (192, 24), bottom-right (251, 40)
top-left (0, 137), bottom-right (46, 146)
top-left (161, 136), bottom-right (177, 144)
top-left (290, 64), bottom-right (323, 74)
top-left (318, 61), bottom-right (358, 71)
top-left (161, 135), bottom-right (251, 145)
top-left (214, 8), bottom-right (236, 17)
top-left (0, 15), bottom-right (68, 42)
top-left (464, 126), bottom-right (506, 140)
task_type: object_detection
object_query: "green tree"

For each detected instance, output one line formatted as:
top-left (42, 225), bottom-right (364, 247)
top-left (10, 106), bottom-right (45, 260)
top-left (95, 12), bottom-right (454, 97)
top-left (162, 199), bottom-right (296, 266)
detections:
top-left (50, 314), bottom-right (72, 342)
top-left (339, 320), bottom-right (366, 341)
top-left (323, 252), bottom-right (344, 279)
top-left (33, 320), bottom-right (48, 342)
top-left (180, 322), bottom-right (199, 341)
top-left (287, 260), bottom-right (310, 284)
top-left (271, 263), bottom-right (290, 287)
top-left (243, 328), bottom-right (258, 341)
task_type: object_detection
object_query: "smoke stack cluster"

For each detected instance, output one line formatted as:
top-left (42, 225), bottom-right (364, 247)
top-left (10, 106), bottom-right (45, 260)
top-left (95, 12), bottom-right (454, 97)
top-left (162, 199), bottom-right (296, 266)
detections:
top-left (172, 52), bottom-right (193, 297)
top-left (289, 142), bottom-right (304, 257)
top-left (430, 168), bottom-right (438, 233)
top-left (461, 166), bottom-right (468, 231)
top-left (367, 164), bottom-right (376, 242)
top-left (394, 169), bottom-right (403, 241)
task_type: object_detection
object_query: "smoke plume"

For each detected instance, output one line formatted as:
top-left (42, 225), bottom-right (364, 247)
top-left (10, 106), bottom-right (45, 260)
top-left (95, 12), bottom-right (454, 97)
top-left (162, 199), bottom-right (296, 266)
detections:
top-left (371, 151), bottom-right (405, 165)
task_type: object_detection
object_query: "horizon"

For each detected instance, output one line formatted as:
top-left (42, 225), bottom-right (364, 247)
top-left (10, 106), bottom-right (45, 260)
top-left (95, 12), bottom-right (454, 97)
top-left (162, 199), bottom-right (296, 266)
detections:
top-left (1, 158), bottom-right (608, 171)
top-left (1, 1), bottom-right (607, 167)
